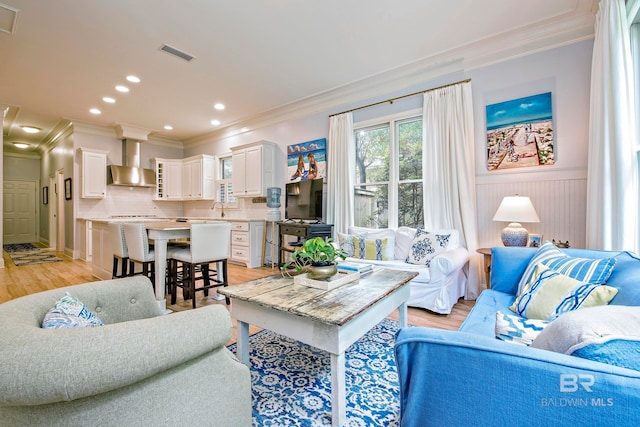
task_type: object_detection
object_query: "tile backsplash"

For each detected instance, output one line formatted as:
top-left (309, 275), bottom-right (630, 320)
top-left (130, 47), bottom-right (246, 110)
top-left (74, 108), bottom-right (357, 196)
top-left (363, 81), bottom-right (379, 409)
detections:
top-left (76, 186), bottom-right (183, 219)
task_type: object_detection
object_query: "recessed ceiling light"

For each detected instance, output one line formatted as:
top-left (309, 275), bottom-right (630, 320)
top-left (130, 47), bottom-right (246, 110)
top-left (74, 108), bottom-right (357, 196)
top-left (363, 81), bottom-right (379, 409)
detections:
top-left (164, 125), bottom-right (173, 130)
top-left (115, 85), bottom-right (129, 93)
top-left (21, 125), bottom-right (41, 134)
top-left (103, 97), bottom-right (116, 103)
top-left (210, 119), bottom-right (221, 126)
top-left (214, 103), bottom-right (225, 111)
top-left (13, 142), bottom-right (29, 149)
top-left (89, 108), bottom-right (101, 115)
top-left (126, 75), bottom-right (141, 83)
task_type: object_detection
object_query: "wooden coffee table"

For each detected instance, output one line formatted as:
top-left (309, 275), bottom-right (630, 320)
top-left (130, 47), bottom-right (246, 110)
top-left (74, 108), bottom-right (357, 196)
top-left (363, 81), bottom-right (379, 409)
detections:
top-left (219, 268), bottom-right (418, 427)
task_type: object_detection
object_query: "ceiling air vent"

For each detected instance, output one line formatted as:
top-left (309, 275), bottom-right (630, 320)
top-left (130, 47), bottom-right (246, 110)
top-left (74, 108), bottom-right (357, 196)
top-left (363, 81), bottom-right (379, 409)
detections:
top-left (160, 44), bottom-right (195, 62)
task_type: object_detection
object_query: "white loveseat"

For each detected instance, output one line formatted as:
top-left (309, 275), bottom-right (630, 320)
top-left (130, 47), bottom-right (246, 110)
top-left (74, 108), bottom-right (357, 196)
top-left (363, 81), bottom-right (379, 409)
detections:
top-left (339, 226), bottom-right (469, 314)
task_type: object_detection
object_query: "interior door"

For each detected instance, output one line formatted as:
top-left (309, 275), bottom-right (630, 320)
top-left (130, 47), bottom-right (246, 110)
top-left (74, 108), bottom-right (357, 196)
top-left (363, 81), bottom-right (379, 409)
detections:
top-left (3, 180), bottom-right (37, 244)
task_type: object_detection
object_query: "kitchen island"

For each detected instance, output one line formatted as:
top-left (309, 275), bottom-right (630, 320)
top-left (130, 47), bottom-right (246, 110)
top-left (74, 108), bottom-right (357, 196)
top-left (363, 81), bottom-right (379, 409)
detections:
top-left (82, 217), bottom-right (268, 291)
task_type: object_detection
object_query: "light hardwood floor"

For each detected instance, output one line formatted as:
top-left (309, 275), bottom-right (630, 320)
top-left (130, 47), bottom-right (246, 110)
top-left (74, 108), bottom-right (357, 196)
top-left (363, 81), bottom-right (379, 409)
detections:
top-left (1, 248), bottom-right (474, 342)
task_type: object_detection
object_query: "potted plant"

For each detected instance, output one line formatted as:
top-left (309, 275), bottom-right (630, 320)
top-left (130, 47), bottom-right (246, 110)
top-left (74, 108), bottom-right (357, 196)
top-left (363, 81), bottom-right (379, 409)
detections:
top-left (281, 237), bottom-right (347, 279)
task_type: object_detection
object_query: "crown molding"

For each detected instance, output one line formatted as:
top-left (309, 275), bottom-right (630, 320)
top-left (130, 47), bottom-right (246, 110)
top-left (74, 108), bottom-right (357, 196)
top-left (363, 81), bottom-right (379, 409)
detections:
top-left (70, 119), bottom-right (183, 149)
top-left (3, 150), bottom-right (41, 160)
top-left (184, 6), bottom-right (596, 148)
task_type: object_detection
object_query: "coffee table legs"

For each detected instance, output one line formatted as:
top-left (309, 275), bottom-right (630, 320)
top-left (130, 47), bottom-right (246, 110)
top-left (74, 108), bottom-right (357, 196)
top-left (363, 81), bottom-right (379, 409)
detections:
top-left (331, 352), bottom-right (346, 426)
top-left (237, 320), bottom-right (250, 365)
top-left (399, 301), bottom-right (408, 327)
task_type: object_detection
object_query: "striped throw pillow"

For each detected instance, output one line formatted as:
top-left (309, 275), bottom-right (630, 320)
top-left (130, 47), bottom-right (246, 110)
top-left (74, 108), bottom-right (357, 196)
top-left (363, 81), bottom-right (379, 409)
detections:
top-left (511, 263), bottom-right (618, 321)
top-left (353, 236), bottom-right (388, 261)
top-left (516, 241), bottom-right (617, 295)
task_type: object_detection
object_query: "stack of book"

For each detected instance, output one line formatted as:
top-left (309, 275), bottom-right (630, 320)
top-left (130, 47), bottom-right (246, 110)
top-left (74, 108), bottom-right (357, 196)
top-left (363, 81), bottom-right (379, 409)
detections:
top-left (337, 262), bottom-right (373, 275)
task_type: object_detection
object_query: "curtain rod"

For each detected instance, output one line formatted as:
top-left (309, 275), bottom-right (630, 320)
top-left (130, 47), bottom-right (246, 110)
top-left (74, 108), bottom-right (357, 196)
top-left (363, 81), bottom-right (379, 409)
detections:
top-left (328, 78), bottom-right (471, 118)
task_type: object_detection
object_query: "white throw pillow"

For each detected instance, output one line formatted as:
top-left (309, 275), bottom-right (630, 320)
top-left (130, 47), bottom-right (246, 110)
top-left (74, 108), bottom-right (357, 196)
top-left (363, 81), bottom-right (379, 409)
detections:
top-left (405, 228), bottom-right (451, 267)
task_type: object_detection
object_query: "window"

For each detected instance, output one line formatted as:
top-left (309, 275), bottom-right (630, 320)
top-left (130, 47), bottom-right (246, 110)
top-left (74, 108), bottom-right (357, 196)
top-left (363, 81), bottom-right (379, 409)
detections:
top-left (354, 112), bottom-right (423, 229)
top-left (217, 155), bottom-right (236, 205)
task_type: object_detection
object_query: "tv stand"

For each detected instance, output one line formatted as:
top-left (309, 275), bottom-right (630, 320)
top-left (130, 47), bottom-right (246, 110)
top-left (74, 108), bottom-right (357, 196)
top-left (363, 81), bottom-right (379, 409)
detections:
top-left (278, 222), bottom-right (334, 266)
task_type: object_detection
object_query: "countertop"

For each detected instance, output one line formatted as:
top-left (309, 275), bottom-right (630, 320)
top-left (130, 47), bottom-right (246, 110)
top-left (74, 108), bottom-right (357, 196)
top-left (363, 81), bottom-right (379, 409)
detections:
top-left (79, 217), bottom-right (266, 224)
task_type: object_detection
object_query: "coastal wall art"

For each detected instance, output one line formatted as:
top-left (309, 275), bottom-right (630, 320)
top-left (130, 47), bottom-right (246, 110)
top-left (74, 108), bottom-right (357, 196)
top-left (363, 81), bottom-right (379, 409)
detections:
top-left (287, 138), bottom-right (327, 182)
top-left (486, 92), bottom-right (554, 171)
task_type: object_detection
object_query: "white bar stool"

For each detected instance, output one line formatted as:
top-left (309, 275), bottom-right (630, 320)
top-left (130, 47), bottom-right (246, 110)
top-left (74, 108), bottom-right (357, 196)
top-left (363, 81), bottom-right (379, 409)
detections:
top-left (108, 222), bottom-right (132, 278)
top-left (170, 222), bottom-right (232, 309)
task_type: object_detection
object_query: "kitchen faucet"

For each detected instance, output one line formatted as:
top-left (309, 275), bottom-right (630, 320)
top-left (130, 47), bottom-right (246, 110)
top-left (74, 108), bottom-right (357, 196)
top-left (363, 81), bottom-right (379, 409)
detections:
top-left (211, 201), bottom-right (225, 218)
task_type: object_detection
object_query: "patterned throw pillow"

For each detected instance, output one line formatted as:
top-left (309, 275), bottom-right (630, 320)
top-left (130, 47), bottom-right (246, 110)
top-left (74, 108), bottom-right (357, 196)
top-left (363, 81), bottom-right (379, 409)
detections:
top-left (510, 263), bottom-right (618, 321)
top-left (42, 292), bottom-right (104, 329)
top-left (405, 228), bottom-right (451, 267)
top-left (353, 236), bottom-right (388, 261)
top-left (337, 232), bottom-right (357, 257)
top-left (516, 241), bottom-right (617, 295)
top-left (495, 311), bottom-right (549, 346)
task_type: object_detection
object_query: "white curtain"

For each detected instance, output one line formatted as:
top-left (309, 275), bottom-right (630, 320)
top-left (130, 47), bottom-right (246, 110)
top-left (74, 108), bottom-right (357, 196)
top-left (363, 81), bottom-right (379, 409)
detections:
top-left (586, 0), bottom-right (638, 252)
top-left (326, 112), bottom-right (355, 235)
top-left (423, 82), bottom-right (481, 299)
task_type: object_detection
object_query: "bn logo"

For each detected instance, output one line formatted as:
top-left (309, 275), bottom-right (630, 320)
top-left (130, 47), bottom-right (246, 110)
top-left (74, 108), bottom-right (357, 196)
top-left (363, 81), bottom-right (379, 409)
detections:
top-left (560, 374), bottom-right (594, 392)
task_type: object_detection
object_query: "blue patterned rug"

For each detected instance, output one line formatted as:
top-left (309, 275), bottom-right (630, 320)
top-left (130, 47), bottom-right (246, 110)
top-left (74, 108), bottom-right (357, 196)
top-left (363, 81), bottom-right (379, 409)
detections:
top-left (3, 244), bottom-right (63, 266)
top-left (228, 318), bottom-right (401, 427)
top-left (3, 243), bottom-right (39, 253)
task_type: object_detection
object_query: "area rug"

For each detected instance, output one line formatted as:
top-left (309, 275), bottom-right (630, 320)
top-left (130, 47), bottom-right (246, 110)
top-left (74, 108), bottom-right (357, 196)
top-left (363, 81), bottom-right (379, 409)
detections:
top-left (228, 318), bottom-right (401, 427)
top-left (3, 243), bottom-right (40, 253)
top-left (6, 249), bottom-right (63, 266)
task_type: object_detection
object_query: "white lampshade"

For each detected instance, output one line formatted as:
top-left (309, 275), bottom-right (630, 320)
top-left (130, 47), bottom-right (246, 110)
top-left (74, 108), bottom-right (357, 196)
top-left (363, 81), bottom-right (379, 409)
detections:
top-left (492, 195), bottom-right (540, 246)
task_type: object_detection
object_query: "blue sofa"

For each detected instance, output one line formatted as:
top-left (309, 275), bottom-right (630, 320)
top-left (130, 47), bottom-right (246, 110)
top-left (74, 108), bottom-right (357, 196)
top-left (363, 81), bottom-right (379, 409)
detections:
top-left (395, 246), bottom-right (640, 427)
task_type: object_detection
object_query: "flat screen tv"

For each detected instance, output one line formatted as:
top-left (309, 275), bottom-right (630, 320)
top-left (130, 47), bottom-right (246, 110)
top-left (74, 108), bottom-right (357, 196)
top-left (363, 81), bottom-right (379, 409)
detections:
top-left (285, 178), bottom-right (323, 221)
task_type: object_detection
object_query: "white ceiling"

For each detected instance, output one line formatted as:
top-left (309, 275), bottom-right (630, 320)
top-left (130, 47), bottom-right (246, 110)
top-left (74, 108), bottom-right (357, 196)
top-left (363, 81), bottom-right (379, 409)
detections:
top-left (1, 0), bottom-right (597, 156)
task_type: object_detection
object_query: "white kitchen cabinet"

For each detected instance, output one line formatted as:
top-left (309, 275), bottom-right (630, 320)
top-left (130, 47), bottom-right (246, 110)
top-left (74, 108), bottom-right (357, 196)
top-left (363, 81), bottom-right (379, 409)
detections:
top-left (154, 155), bottom-right (215, 200)
top-left (80, 148), bottom-right (108, 199)
top-left (182, 154), bottom-right (215, 200)
top-left (231, 141), bottom-right (276, 197)
top-left (229, 220), bottom-right (265, 268)
top-left (153, 158), bottom-right (182, 200)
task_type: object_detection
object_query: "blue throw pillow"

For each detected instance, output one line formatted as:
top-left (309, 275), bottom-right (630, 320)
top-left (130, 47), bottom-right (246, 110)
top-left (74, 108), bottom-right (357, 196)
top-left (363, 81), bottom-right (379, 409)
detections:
top-left (495, 311), bottom-right (549, 346)
top-left (516, 241), bottom-right (617, 296)
top-left (42, 293), bottom-right (104, 329)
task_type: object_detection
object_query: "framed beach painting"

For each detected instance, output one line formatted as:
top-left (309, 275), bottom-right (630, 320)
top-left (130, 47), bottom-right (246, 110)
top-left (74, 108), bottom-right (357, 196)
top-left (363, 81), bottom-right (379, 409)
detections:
top-left (486, 92), bottom-right (554, 171)
top-left (287, 138), bottom-right (327, 182)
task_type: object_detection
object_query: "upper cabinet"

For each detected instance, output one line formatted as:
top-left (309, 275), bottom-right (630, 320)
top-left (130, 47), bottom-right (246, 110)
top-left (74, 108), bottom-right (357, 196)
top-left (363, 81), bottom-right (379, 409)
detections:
top-left (182, 155), bottom-right (216, 200)
top-left (231, 141), bottom-right (276, 197)
top-left (154, 158), bottom-right (183, 200)
top-left (80, 148), bottom-right (108, 199)
top-left (153, 155), bottom-right (215, 201)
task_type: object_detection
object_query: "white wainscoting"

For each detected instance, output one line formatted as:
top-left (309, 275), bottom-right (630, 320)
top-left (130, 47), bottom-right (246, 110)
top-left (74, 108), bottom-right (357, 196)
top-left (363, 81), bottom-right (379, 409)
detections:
top-left (476, 178), bottom-right (587, 249)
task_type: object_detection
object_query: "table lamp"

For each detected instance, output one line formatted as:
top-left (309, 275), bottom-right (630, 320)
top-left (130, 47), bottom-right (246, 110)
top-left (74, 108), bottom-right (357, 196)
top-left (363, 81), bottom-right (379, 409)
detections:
top-left (492, 195), bottom-right (540, 246)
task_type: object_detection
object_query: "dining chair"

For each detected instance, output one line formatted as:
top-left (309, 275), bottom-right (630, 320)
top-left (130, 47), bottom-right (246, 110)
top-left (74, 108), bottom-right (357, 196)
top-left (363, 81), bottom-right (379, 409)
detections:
top-left (108, 222), bottom-right (133, 278)
top-left (170, 222), bottom-right (232, 308)
top-left (123, 222), bottom-right (180, 291)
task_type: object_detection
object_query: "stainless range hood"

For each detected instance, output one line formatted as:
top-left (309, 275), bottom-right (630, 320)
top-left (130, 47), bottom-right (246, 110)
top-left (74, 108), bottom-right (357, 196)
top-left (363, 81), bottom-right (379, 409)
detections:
top-left (107, 139), bottom-right (156, 187)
